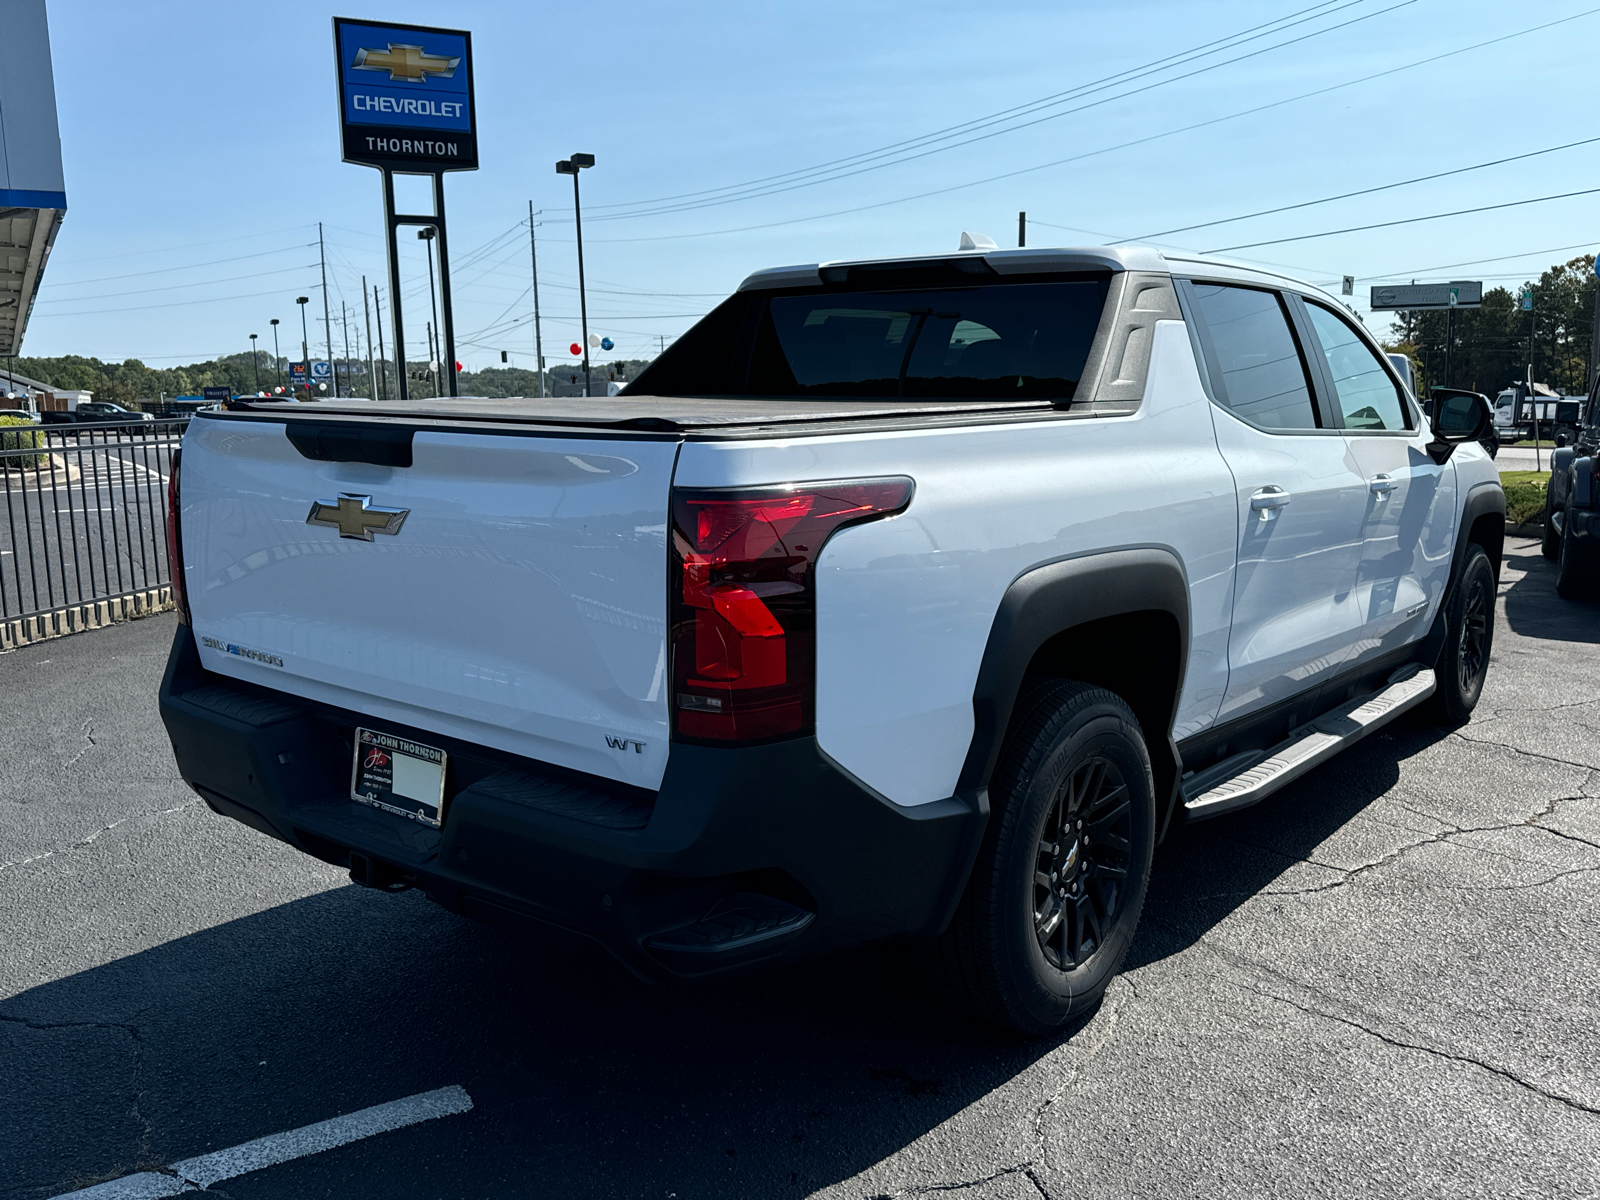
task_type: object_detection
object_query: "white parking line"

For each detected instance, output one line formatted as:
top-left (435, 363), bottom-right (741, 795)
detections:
top-left (56, 1085), bottom-right (473, 1197)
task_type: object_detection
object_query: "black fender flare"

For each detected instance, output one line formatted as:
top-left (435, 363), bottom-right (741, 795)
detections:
top-left (1548, 447), bottom-right (1576, 514)
top-left (1419, 480), bottom-right (1506, 670)
top-left (956, 547), bottom-right (1190, 793)
top-left (927, 548), bottom-right (1190, 934)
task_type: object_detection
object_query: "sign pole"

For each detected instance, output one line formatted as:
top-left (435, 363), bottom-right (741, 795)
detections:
top-left (381, 169), bottom-right (409, 401)
top-left (432, 172), bottom-right (459, 397)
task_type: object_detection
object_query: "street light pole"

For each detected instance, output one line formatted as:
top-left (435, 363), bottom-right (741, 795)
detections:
top-left (556, 153), bottom-right (595, 397)
top-left (418, 227), bottom-right (442, 397)
top-left (270, 318), bottom-right (282, 387)
top-left (296, 296), bottom-right (311, 400)
top-left (249, 333), bottom-right (259, 392)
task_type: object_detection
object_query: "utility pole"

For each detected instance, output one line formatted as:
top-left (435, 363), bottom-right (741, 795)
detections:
top-left (427, 320), bottom-right (437, 397)
top-left (529, 202), bottom-right (545, 398)
top-left (373, 284), bottom-right (388, 402)
top-left (340, 302), bottom-right (353, 399)
top-left (269, 319), bottom-right (282, 387)
top-left (362, 275), bottom-right (378, 402)
top-left (318, 222), bottom-right (336, 399)
top-left (1018, 211), bottom-right (1026, 248)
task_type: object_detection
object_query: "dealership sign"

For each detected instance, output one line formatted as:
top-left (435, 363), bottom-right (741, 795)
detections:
top-left (333, 17), bottom-right (477, 172)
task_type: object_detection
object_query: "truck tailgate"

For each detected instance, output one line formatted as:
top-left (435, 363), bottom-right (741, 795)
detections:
top-left (180, 416), bottom-right (676, 790)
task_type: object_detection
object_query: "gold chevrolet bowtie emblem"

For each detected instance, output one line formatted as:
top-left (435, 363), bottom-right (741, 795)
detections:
top-left (352, 43), bottom-right (460, 83)
top-left (306, 494), bottom-right (410, 541)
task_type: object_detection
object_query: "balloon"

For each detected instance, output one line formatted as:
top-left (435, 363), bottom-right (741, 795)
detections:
top-left (600, 337), bottom-right (614, 351)
top-left (587, 333), bottom-right (601, 348)
top-left (570, 343), bottom-right (582, 356)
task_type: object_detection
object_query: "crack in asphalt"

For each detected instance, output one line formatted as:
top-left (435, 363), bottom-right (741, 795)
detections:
top-left (60, 719), bottom-right (99, 771)
top-left (0, 797), bottom-right (201, 875)
top-left (868, 1163), bottom-right (1046, 1198)
top-left (1249, 986), bottom-right (1600, 1118)
top-left (1448, 728), bottom-right (1599, 774)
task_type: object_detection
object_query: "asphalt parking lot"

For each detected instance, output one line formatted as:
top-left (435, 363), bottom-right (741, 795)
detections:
top-left (2, 535), bottom-right (1597, 1200)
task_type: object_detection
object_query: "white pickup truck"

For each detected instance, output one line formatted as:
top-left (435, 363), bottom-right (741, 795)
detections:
top-left (159, 244), bottom-right (1504, 1034)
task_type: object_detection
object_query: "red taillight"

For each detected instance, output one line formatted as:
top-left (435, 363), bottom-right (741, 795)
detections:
top-left (165, 449), bottom-right (189, 625)
top-left (670, 477), bottom-right (912, 743)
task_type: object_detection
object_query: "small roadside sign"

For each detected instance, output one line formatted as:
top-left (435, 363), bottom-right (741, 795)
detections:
top-left (311, 361), bottom-right (332, 379)
top-left (202, 386), bottom-right (230, 404)
top-left (1341, 276), bottom-right (1354, 296)
top-left (289, 362), bottom-right (309, 384)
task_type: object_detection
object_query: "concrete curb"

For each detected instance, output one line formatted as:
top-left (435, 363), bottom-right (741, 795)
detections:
top-left (1505, 520), bottom-right (1543, 538)
top-left (0, 587), bottom-right (173, 652)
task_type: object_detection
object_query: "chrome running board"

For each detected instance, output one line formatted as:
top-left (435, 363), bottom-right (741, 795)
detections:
top-left (1182, 665), bottom-right (1437, 821)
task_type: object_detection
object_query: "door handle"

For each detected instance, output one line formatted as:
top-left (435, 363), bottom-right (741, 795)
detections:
top-left (1369, 474), bottom-right (1399, 495)
top-left (1249, 486), bottom-right (1291, 521)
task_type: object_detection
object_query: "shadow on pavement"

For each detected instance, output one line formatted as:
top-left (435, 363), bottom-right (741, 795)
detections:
top-left (4, 870), bottom-right (1066, 1200)
top-left (1502, 547), bottom-right (1600, 643)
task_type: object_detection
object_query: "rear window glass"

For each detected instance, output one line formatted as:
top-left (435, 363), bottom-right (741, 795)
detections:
top-left (629, 278), bottom-right (1109, 401)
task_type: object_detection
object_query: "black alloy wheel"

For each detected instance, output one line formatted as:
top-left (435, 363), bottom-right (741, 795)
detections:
top-left (921, 681), bottom-right (1155, 1035)
top-left (1426, 543), bottom-right (1496, 726)
top-left (1032, 757), bottom-right (1132, 971)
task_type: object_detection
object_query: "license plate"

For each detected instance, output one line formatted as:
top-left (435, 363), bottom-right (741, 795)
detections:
top-left (351, 728), bottom-right (448, 827)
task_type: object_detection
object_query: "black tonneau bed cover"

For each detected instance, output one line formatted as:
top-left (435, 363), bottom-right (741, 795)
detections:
top-left (226, 394), bottom-right (1062, 436)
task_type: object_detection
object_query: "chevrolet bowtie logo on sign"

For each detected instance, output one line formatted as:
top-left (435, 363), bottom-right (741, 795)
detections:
top-left (306, 494), bottom-right (410, 541)
top-left (352, 43), bottom-right (460, 83)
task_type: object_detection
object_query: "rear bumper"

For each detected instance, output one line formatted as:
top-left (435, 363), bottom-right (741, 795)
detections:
top-left (158, 626), bottom-right (984, 979)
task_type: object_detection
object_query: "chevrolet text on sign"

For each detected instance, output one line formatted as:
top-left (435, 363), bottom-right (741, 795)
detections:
top-left (333, 17), bottom-right (477, 172)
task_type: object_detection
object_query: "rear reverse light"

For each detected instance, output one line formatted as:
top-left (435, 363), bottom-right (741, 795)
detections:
top-left (670, 477), bottom-right (912, 744)
top-left (165, 448), bottom-right (189, 625)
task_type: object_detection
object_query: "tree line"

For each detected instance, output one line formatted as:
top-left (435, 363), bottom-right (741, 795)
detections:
top-left (1384, 254), bottom-right (1597, 399)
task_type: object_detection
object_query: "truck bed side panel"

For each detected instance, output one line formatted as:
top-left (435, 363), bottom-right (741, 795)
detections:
top-left (674, 320), bottom-right (1236, 807)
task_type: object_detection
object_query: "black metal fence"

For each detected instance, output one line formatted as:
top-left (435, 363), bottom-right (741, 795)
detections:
top-left (1, 418), bottom-right (188, 644)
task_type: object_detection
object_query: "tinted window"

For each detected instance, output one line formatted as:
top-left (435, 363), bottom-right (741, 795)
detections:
top-left (1305, 303), bottom-right (1409, 431)
top-left (1190, 284), bottom-right (1318, 430)
top-left (748, 281), bottom-right (1106, 399)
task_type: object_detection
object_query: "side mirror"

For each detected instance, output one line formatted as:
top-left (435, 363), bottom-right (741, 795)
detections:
top-left (1426, 388), bottom-right (1489, 464)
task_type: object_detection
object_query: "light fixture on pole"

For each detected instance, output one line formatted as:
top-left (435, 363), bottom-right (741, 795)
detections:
top-left (269, 318), bottom-right (282, 386)
top-left (296, 296), bottom-right (311, 400)
top-left (555, 153), bottom-right (595, 397)
top-left (249, 333), bottom-right (260, 392)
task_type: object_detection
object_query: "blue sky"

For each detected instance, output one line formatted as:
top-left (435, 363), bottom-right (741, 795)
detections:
top-left (24, 0), bottom-right (1600, 370)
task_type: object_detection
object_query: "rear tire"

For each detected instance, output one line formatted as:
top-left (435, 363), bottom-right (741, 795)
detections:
top-left (1555, 502), bottom-right (1600, 600)
top-left (1425, 544), bottom-right (1495, 727)
top-left (921, 682), bottom-right (1155, 1035)
top-left (1541, 498), bottom-right (1560, 560)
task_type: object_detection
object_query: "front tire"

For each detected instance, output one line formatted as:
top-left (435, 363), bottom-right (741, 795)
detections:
top-left (1426, 543), bottom-right (1495, 726)
top-left (923, 682), bottom-right (1155, 1035)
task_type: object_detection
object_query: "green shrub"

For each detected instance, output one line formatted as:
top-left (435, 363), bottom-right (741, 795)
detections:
top-left (0, 415), bottom-right (47, 470)
top-left (1499, 470), bottom-right (1548, 526)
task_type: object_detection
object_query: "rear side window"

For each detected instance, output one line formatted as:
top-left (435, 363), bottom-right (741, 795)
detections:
top-left (1189, 283), bottom-right (1318, 431)
top-left (629, 277), bottom-right (1110, 401)
top-left (1304, 302), bottom-right (1410, 431)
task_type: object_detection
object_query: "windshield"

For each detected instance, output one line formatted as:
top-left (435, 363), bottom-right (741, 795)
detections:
top-left (630, 275), bottom-right (1110, 401)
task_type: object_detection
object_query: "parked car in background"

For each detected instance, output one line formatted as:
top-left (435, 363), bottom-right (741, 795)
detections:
top-left (75, 400), bottom-right (155, 423)
top-left (1542, 379), bottom-right (1600, 598)
top-left (0, 408), bottom-right (39, 422)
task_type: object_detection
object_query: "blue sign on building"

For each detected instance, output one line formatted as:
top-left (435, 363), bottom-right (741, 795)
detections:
top-left (332, 18), bottom-right (477, 172)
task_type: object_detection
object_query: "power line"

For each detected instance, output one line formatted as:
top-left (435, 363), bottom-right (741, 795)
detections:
top-left (49, 224), bottom-right (318, 267)
top-left (571, 0), bottom-right (1373, 220)
top-left (44, 243), bottom-right (318, 287)
top-left (1133, 135), bottom-right (1600, 240)
top-left (573, 0), bottom-right (1416, 224)
top-left (1206, 185), bottom-right (1600, 252)
top-left (570, 8), bottom-right (1600, 247)
top-left (35, 263), bottom-right (321, 304)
